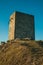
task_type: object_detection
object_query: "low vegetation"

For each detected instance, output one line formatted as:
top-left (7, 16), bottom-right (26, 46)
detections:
top-left (0, 40), bottom-right (43, 65)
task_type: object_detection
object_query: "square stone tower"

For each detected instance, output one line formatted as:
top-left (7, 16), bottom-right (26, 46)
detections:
top-left (8, 11), bottom-right (35, 40)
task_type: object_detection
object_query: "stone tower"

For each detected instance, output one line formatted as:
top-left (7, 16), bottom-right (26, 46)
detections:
top-left (8, 11), bottom-right (35, 40)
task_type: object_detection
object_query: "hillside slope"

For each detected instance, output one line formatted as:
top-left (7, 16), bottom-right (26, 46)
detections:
top-left (0, 40), bottom-right (43, 65)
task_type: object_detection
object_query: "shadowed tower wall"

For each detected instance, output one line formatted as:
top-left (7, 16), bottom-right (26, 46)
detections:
top-left (8, 11), bottom-right (35, 40)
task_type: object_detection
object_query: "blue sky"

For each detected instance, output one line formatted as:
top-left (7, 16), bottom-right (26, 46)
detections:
top-left (0, 0), bottom-right (43, 41)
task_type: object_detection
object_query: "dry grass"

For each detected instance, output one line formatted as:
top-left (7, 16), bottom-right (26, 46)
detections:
top-left (0, 40), bottom-right (43, 65)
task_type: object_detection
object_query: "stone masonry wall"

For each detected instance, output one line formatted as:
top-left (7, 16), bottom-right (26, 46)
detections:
top-left (8, 13), bottom-right (16, 40)
top-left (15, 12), bottom-right (35, 40)
top-left (8, 11), bottom-right (35, 40)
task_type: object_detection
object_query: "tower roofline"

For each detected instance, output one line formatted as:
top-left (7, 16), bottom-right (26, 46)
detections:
top-left (10, 11), bottom-right (34, 19)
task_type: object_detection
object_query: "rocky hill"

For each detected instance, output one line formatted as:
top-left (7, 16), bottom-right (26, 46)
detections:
top-left (0, 39), bottom-right (43, 65)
